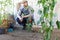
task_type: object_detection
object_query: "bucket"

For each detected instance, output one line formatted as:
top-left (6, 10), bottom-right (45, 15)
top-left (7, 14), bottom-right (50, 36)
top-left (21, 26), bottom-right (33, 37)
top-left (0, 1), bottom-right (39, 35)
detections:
top-left (7, 28), bottom-right (13, 32)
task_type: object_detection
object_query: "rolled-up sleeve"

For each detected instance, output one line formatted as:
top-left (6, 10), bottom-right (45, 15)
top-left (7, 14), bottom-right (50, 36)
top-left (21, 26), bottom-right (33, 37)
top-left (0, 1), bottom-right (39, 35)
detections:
top-left (17, 9), bottom-right (22, 20)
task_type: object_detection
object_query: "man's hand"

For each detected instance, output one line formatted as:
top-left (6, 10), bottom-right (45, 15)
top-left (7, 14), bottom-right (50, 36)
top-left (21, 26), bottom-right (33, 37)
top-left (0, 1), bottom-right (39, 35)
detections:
top-left (19, 18), bottom-right (23, 22)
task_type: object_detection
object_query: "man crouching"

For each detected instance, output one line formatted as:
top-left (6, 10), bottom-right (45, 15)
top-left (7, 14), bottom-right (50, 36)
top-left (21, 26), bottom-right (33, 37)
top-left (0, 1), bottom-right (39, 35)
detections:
top-left (16, 0), bottom-right (34, 30)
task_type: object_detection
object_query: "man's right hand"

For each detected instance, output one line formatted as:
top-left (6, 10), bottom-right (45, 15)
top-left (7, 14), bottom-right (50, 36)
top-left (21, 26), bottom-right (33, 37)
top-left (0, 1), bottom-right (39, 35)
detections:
top-left (20, 18), bottom-right (23, 22)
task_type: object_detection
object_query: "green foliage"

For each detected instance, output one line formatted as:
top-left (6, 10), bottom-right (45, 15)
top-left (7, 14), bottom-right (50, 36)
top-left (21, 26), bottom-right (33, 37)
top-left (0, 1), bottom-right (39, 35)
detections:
top-left (56, 20), bottom-right (60, 29)
top-left (0, 0), bottom-right (12, 11)
top-left (37, 0), bottom-right (56, 40)
top-left (26, 18), bottom-right (33, 32)
top-left (0, 0), bottom-right (13, 25)
top-left (26, 23), bottom-right (32, 32)
top-left (0, 13), bottom-right (2, 25)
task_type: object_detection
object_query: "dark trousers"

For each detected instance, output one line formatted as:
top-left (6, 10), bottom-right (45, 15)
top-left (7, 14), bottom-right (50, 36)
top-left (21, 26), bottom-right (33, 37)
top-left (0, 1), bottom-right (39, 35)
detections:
top-left (17, 18), bottom-right (27, 30)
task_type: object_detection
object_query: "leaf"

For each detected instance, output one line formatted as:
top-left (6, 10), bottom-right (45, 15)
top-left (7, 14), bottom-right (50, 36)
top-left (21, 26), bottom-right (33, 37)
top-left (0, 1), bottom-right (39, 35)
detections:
top-left (38, 10), bottom-right (42, 14)
top-left (50, 11), bottom-right (53, 20)
top-left (37, 16), bottom-right (44, 25)
top-left (56, 20), bottom-right (60, 29)
top-left (44, 13), bottom-right (48, 18)
top-left (37, 0), bottom-right (42, 4)
top-left (42, 0), bottom-right (45, 5)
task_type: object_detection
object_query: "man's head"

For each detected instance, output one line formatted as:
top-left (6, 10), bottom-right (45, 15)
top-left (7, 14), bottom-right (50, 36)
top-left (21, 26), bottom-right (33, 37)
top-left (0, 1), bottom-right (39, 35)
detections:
top-left (23, 0), bottom-right (28, 7)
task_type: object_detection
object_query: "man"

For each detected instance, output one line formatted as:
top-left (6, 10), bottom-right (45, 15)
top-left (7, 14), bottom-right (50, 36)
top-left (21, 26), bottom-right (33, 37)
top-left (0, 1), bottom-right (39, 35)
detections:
top-left (16, 0), bottom-right (34, 30)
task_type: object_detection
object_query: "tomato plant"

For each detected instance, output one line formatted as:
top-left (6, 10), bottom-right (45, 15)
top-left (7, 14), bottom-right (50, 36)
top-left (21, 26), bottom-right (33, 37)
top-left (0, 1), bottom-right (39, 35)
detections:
top-left (37, 0), bottom-right (56, 40)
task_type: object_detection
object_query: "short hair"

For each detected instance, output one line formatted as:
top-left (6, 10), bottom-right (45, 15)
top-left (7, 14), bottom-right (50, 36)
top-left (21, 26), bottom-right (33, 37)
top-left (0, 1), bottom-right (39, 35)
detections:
top-left (23, 0), bottom-right (28, 3)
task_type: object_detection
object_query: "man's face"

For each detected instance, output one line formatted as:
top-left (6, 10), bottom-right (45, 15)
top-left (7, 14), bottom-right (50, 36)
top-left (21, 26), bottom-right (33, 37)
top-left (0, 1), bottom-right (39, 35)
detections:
top-left (23, 1), bottom-right (28, 7)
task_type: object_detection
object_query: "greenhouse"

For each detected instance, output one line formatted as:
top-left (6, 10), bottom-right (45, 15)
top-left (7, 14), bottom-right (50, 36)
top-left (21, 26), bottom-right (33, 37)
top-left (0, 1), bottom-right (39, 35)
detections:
top-left (0, 0), bottom-right (60, 40)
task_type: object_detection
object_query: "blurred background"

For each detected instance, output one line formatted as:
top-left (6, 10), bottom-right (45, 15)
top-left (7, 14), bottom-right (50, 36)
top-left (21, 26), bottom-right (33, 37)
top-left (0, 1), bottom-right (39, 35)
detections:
top-left (0, 0), bottom-right (60, 28)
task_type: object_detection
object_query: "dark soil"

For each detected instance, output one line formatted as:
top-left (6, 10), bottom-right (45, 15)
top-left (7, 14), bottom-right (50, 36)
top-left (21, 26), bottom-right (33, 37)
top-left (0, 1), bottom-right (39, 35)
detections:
top-left (0, 28), bottom-right (60, 40)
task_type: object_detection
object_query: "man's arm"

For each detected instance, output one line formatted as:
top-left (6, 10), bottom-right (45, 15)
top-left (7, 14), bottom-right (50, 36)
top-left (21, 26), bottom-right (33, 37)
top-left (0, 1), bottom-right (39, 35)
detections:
top-left (17, 9), bottom-right (22, 20)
